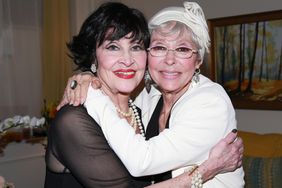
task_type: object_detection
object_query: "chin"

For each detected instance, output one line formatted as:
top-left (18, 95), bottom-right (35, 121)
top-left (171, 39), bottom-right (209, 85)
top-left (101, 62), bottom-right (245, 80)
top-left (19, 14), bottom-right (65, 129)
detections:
top-left (117, 87), bottom-right (136, 94)
top-left (158, 83), bottom-right (177, 91)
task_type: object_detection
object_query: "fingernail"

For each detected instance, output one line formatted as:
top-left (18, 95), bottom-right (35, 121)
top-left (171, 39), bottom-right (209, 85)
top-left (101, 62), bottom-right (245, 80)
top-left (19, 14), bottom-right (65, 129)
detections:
top-left (232, 129), bottom-right (237, 133)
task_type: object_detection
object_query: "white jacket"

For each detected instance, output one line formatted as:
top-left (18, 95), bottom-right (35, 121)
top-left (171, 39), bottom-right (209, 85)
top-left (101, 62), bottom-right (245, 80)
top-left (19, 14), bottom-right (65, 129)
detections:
top-left (84, 75), bottom-right (244, 187)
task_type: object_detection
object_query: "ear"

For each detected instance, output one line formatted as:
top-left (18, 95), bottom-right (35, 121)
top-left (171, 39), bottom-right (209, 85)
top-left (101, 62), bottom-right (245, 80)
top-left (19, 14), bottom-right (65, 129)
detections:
top-left (196, 60), bottom-right (202, 69)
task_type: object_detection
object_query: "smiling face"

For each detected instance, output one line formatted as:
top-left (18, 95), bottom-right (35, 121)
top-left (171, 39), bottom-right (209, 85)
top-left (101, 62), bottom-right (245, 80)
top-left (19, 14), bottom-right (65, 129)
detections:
top-left (96, 33), bottom-right (147, 96)
top-left (148, 22), bottom-right (201, 96)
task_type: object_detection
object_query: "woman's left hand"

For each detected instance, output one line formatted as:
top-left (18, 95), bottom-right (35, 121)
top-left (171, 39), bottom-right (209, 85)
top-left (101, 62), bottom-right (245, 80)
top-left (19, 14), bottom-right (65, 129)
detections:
top-left (57, 72), bottom-right (97, 110)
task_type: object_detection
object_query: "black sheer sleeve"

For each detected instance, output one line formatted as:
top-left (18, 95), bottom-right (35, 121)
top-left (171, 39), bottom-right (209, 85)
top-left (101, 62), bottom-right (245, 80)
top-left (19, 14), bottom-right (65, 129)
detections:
top-left (45, 105), bottom-right (133, 188)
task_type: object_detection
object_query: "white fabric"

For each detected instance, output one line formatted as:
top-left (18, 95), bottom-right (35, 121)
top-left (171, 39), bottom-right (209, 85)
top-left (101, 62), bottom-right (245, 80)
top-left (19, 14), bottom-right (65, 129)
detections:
top-left (148, 2), bottom-right (210, 54)
top-left (84, 75), bottom-right (244, 187)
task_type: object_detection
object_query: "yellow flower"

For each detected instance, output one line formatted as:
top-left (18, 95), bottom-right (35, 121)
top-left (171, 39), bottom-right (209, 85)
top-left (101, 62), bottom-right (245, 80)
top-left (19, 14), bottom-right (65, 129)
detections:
top-left (42, 100), bottom-right (58, 125)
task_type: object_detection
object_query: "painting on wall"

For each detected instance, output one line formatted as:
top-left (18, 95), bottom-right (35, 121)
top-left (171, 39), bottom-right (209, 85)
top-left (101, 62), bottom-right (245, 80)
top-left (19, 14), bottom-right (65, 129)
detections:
top-left (208, 10), bottom-right (282, 110)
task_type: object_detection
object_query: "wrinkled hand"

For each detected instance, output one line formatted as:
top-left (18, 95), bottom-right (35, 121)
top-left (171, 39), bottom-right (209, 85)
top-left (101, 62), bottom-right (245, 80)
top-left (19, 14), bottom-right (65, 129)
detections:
top-left (57, 72), bottom-right (100, 110)
top-left (207, 130), bottom-right (244, 177)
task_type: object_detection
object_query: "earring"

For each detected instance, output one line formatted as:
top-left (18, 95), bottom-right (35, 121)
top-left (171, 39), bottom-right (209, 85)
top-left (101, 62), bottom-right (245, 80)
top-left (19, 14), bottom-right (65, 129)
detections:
top-left (192, 68), bottom-right (200, 84)
top-left (144, 70), bottom-right (152, 93)
top-left (91, 63), bottom-right (97, 73)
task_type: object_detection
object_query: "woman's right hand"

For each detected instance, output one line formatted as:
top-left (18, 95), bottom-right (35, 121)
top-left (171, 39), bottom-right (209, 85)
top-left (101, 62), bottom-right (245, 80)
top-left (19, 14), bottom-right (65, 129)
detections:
top-left (200, 129), bottom-right (244, 181)
top-left (57, 72), bottom-right (100, 110)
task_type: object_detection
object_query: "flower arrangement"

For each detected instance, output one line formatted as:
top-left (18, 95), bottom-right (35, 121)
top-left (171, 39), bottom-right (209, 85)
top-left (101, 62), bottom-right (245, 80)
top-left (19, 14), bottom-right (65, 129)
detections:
top-left (0, 100), bottom-right (57, 138)
top-left (0, 101), bottom-right (56, 154)
top-left (0, 115), bottom-right (48, 155)
top-left (0, 115), bottom-right (45, 134)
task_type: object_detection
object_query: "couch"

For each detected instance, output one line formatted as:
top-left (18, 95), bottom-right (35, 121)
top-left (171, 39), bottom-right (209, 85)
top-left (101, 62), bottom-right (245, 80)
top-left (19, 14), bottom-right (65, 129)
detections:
top-left (238, 131), bottom-right (282, 188)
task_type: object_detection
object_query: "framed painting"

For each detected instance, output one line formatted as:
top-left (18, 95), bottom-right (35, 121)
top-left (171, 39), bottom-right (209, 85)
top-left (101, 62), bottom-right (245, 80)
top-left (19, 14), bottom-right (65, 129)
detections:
top-left (208, 10), bottom-right (282, 110)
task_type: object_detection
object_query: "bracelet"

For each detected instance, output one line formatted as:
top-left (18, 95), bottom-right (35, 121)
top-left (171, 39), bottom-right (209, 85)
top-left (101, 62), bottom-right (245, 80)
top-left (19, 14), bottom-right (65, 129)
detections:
top-left (185, 165), bottom-right (203, 188)
top-left (191, 168), bottom-right (203, 188)
top-left (186, 165), bottom-right (199, 175)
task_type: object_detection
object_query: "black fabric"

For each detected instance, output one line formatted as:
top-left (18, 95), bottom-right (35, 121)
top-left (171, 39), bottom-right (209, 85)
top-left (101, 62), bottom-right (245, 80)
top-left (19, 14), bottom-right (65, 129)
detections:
top-left (145, 97), bottom-right (164, 140)
top-left (144, 96), bottom-right (172, 183)
top-left (45, 96), bottom-right (171, 188)
top-left (45, 168), bottom-right (84, 188)
top-left (44, 105), bottom-right (149, 188)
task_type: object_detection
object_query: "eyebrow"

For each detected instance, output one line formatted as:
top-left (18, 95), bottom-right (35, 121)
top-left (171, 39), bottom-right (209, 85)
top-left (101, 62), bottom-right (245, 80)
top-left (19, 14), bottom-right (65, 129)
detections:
top-left (151, 40), bottom-right (195, 47)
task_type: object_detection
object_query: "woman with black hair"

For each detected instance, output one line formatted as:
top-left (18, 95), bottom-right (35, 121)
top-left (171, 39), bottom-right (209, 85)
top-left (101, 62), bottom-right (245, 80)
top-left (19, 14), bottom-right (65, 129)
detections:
top-left (45, 2), bottom-right (243, 188)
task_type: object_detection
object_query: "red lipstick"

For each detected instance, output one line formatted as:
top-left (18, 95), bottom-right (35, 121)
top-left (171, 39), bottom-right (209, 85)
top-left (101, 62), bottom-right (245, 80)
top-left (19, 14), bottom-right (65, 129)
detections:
top-left (114, 69), bottom-right (136, 79)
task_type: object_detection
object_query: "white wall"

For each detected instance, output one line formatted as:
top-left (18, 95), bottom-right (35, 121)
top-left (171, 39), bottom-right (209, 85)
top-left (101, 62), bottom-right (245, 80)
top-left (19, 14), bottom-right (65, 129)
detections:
top-left (120, 0), bottom-right (282, 134)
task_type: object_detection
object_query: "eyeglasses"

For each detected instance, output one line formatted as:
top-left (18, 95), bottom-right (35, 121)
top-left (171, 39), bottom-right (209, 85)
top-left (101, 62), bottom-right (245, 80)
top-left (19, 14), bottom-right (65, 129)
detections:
top-left (147, 46), bottom-right (198, 59)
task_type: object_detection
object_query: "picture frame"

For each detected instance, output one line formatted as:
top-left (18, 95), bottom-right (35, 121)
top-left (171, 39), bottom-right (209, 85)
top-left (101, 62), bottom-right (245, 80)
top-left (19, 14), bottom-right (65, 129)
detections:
top-left (208, 10), bottom-right (282, 110)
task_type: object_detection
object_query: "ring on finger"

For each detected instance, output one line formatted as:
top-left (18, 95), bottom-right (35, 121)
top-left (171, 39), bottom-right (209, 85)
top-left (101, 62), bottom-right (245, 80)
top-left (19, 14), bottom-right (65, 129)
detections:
top-left (70, 80), bottom-right (78, 90)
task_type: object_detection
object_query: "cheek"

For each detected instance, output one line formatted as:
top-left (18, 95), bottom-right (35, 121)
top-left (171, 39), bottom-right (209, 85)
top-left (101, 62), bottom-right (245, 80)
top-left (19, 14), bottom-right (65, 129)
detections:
top-left (184, 63), bottom-right (196, 73)
top-left (134, 54), bottom-right (147, 81)
top-left (187, 60), bottom-right (200, 73)
top-left (136, 53), bottom-right (147, 69)
top-left (138, 57), bottom-right (146, 70)
top-left (179, 64), bottom-right (196, 82)
top-left (148, 57), bottom-right (168, 84)
top-left (96, 64), bottom-right (112, 80)
top-left (147, 56), bottom-right (158, 73)
top-left (96, 59), bottom-right (114, 81)
top-left (96, 52), bottom-right (113, 70)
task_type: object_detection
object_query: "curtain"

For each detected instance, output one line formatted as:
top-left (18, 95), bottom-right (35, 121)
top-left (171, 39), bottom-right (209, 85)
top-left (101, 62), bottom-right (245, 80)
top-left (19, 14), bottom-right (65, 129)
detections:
top-left (42, 0), bottom-right (72, 105)
top-left (0, 0), bottom-right (95, 120)
top-left (69, 0), bottom-right (97, 35)
top-left (0, 0), bottom-right (13, 65)
top-left (0, 0), bottom-right (42, 119)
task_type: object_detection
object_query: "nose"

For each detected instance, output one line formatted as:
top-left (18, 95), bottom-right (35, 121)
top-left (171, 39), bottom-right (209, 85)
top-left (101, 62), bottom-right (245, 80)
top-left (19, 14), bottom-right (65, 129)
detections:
top-left (120, 50), bottom-right (134, 66)
top-left (164, 50), bottom-right (175, 65)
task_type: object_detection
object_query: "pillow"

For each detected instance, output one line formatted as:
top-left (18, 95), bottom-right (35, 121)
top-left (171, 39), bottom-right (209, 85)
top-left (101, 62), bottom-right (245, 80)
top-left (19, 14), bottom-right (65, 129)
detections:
top-left (238, 131), bottom-right (282, 157)
top-left (243, 156), bottom-right (282, 188)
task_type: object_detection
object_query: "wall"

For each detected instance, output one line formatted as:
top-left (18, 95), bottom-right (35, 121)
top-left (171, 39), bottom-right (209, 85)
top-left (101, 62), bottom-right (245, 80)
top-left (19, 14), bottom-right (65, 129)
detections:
top-left (120, 0), bottom-right (282, 19)
top-left (0, 142), bottom-right (46, 188)
top-left (120, 0), bottom-right (282, 134)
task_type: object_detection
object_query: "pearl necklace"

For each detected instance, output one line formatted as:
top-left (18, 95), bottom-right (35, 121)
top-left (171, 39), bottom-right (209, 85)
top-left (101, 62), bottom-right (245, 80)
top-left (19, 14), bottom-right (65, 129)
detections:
top-left (116, 106), bottom-right (132, 117)
top-left (116, 99), bottom-right (145, 137)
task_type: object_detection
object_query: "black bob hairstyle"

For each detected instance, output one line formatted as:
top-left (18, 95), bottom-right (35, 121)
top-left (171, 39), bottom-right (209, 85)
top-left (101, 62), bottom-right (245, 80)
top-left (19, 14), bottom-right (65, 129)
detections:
top-left (67, 2), bottom-right (150, 72)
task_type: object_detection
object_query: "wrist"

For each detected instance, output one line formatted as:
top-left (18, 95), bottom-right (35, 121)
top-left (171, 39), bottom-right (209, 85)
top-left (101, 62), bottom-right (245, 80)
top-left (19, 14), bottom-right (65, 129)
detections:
top-left (186, 165), bottom-right (203, 188)
top-left (198, 158), bottom-right (219, 181)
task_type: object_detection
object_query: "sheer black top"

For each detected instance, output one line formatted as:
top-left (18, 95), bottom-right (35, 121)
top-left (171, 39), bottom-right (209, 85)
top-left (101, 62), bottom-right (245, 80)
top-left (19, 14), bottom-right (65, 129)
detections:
top-left (44, 97), bottom-right (170, 188)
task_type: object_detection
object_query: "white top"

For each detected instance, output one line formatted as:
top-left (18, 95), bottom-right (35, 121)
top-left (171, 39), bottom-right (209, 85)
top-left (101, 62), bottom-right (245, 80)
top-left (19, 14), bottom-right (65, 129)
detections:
top-left (84, 75), bottom-right (244, 187)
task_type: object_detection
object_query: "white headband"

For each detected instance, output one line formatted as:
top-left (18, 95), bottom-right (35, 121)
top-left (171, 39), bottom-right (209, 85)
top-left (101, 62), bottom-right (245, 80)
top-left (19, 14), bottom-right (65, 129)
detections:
top-left (148, 2), bottom-right (210, 55)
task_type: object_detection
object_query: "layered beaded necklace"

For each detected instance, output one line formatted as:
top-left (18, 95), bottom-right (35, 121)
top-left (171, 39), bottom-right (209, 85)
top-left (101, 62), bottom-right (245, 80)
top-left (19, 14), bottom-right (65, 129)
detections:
top-left (116, 99), bottom-right (145, 137)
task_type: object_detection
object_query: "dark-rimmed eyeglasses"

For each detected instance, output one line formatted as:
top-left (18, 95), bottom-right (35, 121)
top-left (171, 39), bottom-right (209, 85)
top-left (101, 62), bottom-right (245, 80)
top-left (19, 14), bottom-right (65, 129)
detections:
top-left (147, 46), bottom-right (198, 59)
